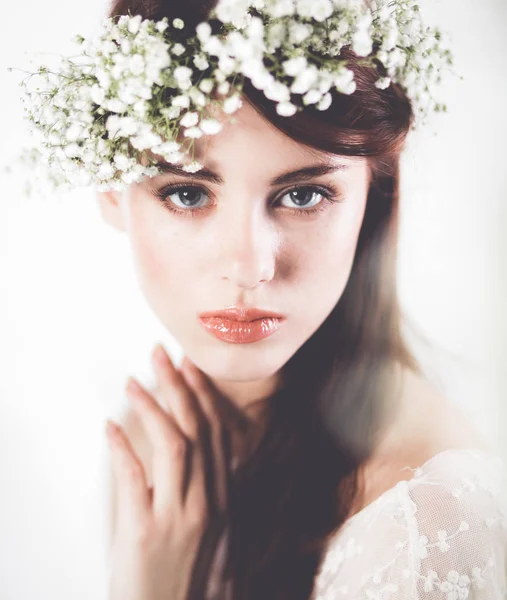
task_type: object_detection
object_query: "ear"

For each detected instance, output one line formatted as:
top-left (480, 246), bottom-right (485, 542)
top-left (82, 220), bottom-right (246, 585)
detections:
top-left (96, 190), bottom-right (126, 232)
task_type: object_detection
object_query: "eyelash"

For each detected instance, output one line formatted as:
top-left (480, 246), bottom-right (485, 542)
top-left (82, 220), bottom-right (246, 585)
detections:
top-left (152, 182), bottom-right (344, 219)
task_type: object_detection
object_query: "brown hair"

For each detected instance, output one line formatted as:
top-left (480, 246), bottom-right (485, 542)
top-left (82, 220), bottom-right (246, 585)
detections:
top-left (107, 1), bottom-right (426, 598)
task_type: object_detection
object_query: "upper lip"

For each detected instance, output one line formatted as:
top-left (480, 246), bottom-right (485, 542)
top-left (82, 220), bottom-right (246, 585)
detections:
top-left (199, 306), bottom-right (285, 321)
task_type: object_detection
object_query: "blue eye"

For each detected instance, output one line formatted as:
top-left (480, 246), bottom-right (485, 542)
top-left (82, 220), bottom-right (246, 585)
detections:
top-left (279, 188), bottom-right (326, 210)
top-left (153, 183), bottom-right (344, 218)
top-left (163, 187), bottom-right (208, 210)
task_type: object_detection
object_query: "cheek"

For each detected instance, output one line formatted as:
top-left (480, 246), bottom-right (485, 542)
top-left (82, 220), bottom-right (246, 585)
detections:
top-left (292, 201), bottom-right (366, 323)
top-left (126, 197), bottom-right (192, 301)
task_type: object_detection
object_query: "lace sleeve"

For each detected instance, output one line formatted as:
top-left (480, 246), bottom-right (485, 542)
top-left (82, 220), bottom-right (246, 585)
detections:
top-left (311, 449), bottom-right (507, 600)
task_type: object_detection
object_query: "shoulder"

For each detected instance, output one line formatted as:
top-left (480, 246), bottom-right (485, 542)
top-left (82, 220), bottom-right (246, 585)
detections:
top-left (354, 366), bottom-right (494, 516)
top-left (398, 448), bottom-right (507, 597)
top-left (312, 450), bottom-right (507, 600)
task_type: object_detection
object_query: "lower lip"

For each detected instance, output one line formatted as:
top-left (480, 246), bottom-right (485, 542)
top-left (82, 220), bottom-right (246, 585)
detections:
top-left (198, 316), bottom-right (284, 344)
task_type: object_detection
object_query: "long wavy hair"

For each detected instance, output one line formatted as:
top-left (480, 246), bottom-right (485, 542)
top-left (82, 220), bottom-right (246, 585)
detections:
top-left (107, 1), bottom-right (427, 598)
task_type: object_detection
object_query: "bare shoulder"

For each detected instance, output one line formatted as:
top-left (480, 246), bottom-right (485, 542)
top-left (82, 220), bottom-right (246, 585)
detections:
top-left (396, 366), bottom-right (493, 457)
top-left (353, 365), bottom-right (494, 516)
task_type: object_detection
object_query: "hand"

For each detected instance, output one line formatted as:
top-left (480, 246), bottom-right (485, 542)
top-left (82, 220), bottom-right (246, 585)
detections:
top-left (106, 345), bottom-right (232, 600)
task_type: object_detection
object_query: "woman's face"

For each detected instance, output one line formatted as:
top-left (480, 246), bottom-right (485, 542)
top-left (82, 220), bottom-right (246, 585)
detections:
top-left (97, 100), bottom-right (371, 410)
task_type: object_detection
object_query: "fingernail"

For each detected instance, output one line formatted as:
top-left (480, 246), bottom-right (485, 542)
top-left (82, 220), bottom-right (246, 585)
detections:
top-left (126, 377), bottom-right (142, 394)
top-left (153, 344), bottom-right (169, 367)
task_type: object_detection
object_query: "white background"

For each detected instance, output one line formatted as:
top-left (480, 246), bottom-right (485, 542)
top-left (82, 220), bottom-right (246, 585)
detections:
top-left (1, 1), bottom-right (506, 598)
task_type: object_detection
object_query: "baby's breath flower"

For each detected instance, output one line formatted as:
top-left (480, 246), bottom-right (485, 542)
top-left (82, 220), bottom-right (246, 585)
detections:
top-left (199, 79), bottom-right (214, 93)
top-left (182, 161), bottom-right (203, 173)
top-left (183, 126), bottom-right (203, 138)
top-left (196, 22), bottom-right (212, 42)
top-left (276, 101), bottom-right (298, 117)
top-left (222, 94), bottom-right (243, 114)
top-left (317, 92), bottom-right (332, 111)
top-left (180, 111), bottom-right (200, 128)
top-left (172, 43), bottom-right (186, 56)
top-left (193, 55), bottom-right (209, 70)
top-left (200, 119), bottom-right (223, 135)
top-left (12, 4), bottom-right (455, 195)
top-left (375, 76), bottom-right (392, 90)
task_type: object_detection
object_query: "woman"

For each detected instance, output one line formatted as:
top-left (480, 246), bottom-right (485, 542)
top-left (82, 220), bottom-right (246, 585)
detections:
top-left (89, 1), bottom-right (507, 599)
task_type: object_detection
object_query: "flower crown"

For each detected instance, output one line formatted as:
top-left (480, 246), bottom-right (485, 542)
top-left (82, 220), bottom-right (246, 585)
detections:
top-left (8, 0), bottom-right (456, 196)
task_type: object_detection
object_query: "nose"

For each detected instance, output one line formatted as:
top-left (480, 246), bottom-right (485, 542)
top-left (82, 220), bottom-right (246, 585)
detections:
top-left (220, 206), bottom-right (277, 290)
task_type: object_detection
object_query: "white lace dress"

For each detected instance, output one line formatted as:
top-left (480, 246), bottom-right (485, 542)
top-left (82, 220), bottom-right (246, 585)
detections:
top-left (311, 448), bottom-right (507, 600)
top-left (206, 448), bottom-right (507, 599)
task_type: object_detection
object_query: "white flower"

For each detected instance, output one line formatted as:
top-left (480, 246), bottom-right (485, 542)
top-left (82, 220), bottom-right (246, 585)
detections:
top-left (106, 98), bottom-right (128, 113)
top-left (265, 0), bottom-right (295, 18)
top-left (282, 56), bottom-right (307, 77)
top-left (17, 3), bottom-right (455, 195)
top-left (193, 55), bottom-right (209, 70)
top-left (218, 54), bottom-right (236, 76)
top-left (65, 123), bottom-right (84, 142)
top-left (215, 0), bottom-right (251, 28)
top-left (291, 67), bottom-right (318, 95)
top-left (155, 20), bottom-right (168, 33)
top-left (276, 101), bottom-right (297, 116)
top-left (118, 116), bottom-right (139, 136)
top-left (288, 22), bottom-right (312, 45)
top-left (183, 126), bottom-right (203, 138)
top-left (97, 162), bottom-right (115, 180)
top-left (189, 88), bottom-right (207, 107)
top-left (374, 76), bottom-right (391, 89)
top-left (182, 160), bottom-right (203, 173)
top-left (172, 94), bottom-right (190, 108)
top-left (199, 79), bottom-right (214, 93)
top-left (311, 0), bottom-right (334, 22)
top-left (173, 66), bottom-right (193, 84)
top-left (156, 140), bottom-right (181, 155)
top-left (64, 143), bottom-right (82, 158)
top-left (303, 89), bottom-right (322, 105)
top-left (131, 128), bottom-right (163, 150)
top-left (222, 94), bottom-right (243, 113)
top-left (172, 43), bottom-right (186, 56)
top-left (265, 81), bottom-right (290, 102)
top-left (200, 118), bottom-right (223, 134)
top-left (352, 29), bottom-right (373, 57)
top-left (106, 115), bottom-right (122, 137)
top-left (334, 67), bottom-right (356, 94)
top-left (133, 100), bottom-right (148, 116)
top-left (317, 92), bottom-right (332, 111)
top-left (113, 153), bottom-right (132, 170)
top-left (120, 39), bottom-right (132, 55)
top-left (267, 23), bottom-right (286, 49)
top-left (127, 15), bottom-right (142, 35)
top-left (217, 81), bottom-right (231, 95)
top-left (180, 111), bottom-right (200, 127)
top-left (196, 22), bottom-right (212, 42)
top-left (162, 105), bottom-right (181, 119)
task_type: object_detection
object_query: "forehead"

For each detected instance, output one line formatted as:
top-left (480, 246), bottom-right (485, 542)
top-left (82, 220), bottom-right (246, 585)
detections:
top-left (189, 100), bottom-right (366, 176)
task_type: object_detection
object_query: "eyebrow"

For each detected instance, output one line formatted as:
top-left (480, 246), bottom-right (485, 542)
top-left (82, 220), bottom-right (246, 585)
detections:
top-left (153, 161), bottom-right (349, 186)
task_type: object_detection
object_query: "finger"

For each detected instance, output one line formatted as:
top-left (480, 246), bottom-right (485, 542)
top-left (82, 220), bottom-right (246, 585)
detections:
top-left (181, 357), bottom-right (252, 437)
top-left (183, 436), bottom-right (208, 526)
top-left (181, 358), bottom-right (231, 514)
top-left (126, 378), bottom-right (188, 517)
top-left (151, 344), bottom-right (207, 443)
top-left (106, 419), bottom-right (151, 533)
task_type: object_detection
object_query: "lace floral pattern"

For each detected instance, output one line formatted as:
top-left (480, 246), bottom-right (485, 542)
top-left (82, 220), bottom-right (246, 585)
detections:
top-left (311, 449), bottom-right (507, 600)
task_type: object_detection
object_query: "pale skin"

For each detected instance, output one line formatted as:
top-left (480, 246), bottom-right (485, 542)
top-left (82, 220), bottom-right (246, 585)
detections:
top-left (98, 99), bottom-right (492, 599)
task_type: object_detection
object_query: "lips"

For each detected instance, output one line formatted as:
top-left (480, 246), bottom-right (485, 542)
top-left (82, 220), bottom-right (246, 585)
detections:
top-left (198, 307), bottom-right (285, 344)
top-left (198, 307), bottom-right (285, 321)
